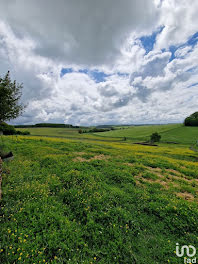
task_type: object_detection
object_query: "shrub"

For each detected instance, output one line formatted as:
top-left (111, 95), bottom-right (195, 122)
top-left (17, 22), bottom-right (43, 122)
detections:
top-left (0, 122), bottom-right (30, 135)
top-left (16, 130), bottom-right (30, 135)
top-left (184, 112), bottom-right (198, 126)
top-left (0, 122), bottom-right (16, 135)
top-left (150, 132), bottom-right (161, 143)
top-left (89, 128), bottom-right (111, 133)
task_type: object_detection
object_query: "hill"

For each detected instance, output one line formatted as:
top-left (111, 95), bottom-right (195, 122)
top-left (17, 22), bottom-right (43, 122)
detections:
top-left (94, 124), bottom-right (198, 145)
top-left (17, 124), bottom-right (198, 145)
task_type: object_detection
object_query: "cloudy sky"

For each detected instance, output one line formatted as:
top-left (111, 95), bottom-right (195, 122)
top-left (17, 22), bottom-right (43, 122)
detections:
top-left (0, 0), bottom-right (198, 125)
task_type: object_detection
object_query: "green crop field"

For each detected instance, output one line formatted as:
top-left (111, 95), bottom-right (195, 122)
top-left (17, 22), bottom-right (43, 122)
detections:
top-left (94, 124), bottom-right (198, 145)
top-left (18, 127), bottom-right (89, 138)
top-left (159, 126), bottom-right (198, 145)
top-left (17, 127), bottom-right (122, 142)
top-left (18, 124), bottom-right (198, 145)
top-left (0, 133), bottom-right (198, 263)
top-left (94, 124), bottom-right (180, 138)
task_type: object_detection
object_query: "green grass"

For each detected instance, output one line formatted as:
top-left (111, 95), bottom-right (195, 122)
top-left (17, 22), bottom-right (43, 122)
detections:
top-left (0, 136), bottom-right (198, 263)
top-left (160, 126), bottom-right (198, 144)
top-left (94, 124), bottom-right (180, 139)
top-left (18, 124), bottom-right (198, 145)
top-left (17, 127), bottom-right (122, 142)
top-left (18, 127), bottom-right (85, 137)
top-left (94, 124), bottom-right (198, 145)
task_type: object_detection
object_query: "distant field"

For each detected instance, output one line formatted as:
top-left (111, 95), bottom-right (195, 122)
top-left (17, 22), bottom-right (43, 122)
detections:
top-left (18, 127), bottom-right (122, 142)
top-left (94, 124), bottom-right (180, 138)
top-left (0, 135), bottom-right (198, 263)
top-left (94, 124), bottom-right (178, 139)
top-left (94, 124), bottom-right (198, 145)
top-left (18, 124), bottom-right (198, 145)
top-left (160, 126), bottom-right (198, 144)
top-left (18, 127), bottom-right (82, 137)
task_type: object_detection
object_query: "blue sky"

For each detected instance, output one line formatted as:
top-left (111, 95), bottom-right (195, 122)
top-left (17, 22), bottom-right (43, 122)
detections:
top-left (140, 26), bottom-right (164, 54)
top-left (60, 68), bottom-right (129, 83)
top-left (168, 32), bottom-right (198, 61)
top-left (61, 68), bottom-right (110, 82)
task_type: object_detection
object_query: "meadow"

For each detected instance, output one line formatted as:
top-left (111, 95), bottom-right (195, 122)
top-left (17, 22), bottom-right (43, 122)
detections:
top-left (18, 124), bottom-right (198, 145)
top-left (0, 127), bottom-right (198, 263)
top-left (93, 124), bottom-right (198, 145)
top-left (17, 127), bottom-right (122, 142)
top-left (94, 124), bottom-right (181, 140)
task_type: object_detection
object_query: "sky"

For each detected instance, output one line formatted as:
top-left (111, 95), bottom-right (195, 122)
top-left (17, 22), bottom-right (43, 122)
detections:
top-left (0, 0), bottom-right (198, 126)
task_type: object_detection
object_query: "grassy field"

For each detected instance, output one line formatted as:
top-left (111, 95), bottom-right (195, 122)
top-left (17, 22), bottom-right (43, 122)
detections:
top-left (0, 135), bottom-right (198, 263)
top-left (94, 124), bottom-right (180, 139)
top-left (18, 124), bottom-right (198, 145)
top-left (159, 126), bottom-right (198, 145)
top-left (17, 127), bottom-right (122, 142)
top-left (94, 124), bottom-right (198, 145)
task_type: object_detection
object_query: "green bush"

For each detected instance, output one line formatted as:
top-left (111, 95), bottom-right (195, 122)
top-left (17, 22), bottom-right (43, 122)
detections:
top-left (0, 122), bottom-right (30, 135)
top-left (89, 127), bottom-right (112, 133)
top-left (0, 122), bottom-right (16, 135)
top-left (150, 132), bottom-right (161, 143)
top-left (184, 112), bottom-right (198, 126)
top-left (16, 130), bottom-right (30, 135)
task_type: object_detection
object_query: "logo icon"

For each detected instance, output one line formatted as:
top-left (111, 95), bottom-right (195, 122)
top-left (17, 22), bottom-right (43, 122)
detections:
top-left (176, 243), bottom-right (196, 257)
top-left (176, 243), bottom-right (197, 263)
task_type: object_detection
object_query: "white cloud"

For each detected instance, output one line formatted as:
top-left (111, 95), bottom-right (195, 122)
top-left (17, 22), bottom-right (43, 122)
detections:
top-left (155, 0), bottom-right (198, 50)
top-left (0, 0), bottom-right (198, 125)
top-left (175, 46), bottom-right (192, 58)
top-left (0, 0), bottom-right (158, 66)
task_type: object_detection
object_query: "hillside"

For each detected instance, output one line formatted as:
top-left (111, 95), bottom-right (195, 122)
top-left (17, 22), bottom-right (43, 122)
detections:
top-left (17, 124), bottom-right (198, 145)
top-left (94, 124), bottom-right (180, 139)
top-left (94, 124), bottom-right (198, 145)
top-left (17, 127), bottom-right (122, 142)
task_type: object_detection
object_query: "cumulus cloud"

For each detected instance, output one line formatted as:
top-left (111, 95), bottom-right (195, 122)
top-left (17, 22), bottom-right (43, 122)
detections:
top-left (0, 21), bottom-right (57, 102)
top-left (130, 43), bottom-right (198, 103)
top-left (155, 0), bottom-right (198, 50)
top-left (175, 46), bottom-right (192, 58)
top-left (0, 0), bottom-right (198, 125)
top-left (0, 0), bottom-right (158, 65)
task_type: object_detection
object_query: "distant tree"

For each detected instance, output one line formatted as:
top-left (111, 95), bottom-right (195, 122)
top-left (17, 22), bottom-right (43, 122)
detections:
top-left (150, 132), bottom-right (161, 143)
top-left (78, 129), bottom-right (83, 134)
top-left (184, 112), bottom-right (198, 126)
top-left (0, 71), bottom-right (25, 123)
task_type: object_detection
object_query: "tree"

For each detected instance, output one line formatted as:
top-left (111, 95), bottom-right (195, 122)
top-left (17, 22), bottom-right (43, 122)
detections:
top-left (150, 132), bottom-right (161, 143)
top-left (0, 71), bottom-right (25, 123)
top-left (184, 112), bottom-right (198, 126)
